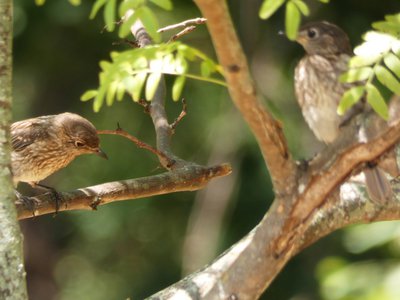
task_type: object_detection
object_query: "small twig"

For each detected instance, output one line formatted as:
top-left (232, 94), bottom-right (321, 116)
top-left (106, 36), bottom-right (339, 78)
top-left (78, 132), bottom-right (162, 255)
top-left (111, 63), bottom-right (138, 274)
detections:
top-left (97, 127), bottom-right (175, 168)
top-left (158, 17), bottom-right (207, 33)
top-left (168, 26), bottom-right (197, 42)
top-left (170, 98), bottom-right (187, 132)
top-left (112, 38), bottom-right (140, 48)
top-left (137, 99), bottom-right (151, 114)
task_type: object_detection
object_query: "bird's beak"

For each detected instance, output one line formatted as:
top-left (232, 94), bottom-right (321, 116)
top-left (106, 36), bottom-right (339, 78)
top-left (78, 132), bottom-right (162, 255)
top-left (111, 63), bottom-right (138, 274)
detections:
top-left (296, 32), bottom-right (306, 44)
top-left (95, 148), bottom-right (108, 160)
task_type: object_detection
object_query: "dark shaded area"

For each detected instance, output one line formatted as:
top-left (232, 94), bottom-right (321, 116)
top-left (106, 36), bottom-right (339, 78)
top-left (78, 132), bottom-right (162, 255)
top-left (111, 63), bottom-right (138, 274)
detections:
top-left (13, 0), bottom-right (400, 299)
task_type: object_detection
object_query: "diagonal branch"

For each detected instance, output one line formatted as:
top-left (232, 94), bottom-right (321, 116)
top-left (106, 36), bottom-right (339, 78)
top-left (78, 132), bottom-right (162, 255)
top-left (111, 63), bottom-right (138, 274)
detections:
top-left (194, 0), bottom-right (297, 195)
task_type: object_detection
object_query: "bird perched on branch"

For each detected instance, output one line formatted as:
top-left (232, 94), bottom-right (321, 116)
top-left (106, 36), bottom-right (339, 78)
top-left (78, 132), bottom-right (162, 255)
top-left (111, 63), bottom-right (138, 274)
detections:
top-left (294, 21), bottom-right (396, 204)
top-left (11, 112), bottom-right (107, 210)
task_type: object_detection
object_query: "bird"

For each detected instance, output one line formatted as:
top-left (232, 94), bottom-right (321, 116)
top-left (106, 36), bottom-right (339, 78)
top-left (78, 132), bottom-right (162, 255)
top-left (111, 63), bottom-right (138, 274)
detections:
top-left (11, 112), bottom-right (107, 210)
top-left (294, 21), bottom-right (395, 204)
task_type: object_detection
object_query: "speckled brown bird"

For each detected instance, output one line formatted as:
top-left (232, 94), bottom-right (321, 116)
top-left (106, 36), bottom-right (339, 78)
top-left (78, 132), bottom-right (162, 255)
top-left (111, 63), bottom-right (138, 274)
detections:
top-left (11, 113), bottom-right (107, 208)
top-left (294, 21), bottom-right (394, 204)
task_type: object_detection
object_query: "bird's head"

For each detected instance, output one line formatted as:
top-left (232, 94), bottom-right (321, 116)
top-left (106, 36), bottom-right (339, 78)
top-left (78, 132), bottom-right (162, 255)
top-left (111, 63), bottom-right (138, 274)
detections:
top-left (58, 113), bottom-right (108, 159)
top-left (296, 21), bottom-right (352, 56)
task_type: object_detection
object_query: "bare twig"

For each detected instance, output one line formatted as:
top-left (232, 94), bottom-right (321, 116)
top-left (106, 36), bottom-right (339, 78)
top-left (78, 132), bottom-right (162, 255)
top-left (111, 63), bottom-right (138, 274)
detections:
top-left (170, 98), bottom-right (187, 131)
top-left (168, 26), bottom-right (197, 42)
top-left (158, 17), bottom-right (207, 33)
top-left (97, 128), bottom-right (175, 168)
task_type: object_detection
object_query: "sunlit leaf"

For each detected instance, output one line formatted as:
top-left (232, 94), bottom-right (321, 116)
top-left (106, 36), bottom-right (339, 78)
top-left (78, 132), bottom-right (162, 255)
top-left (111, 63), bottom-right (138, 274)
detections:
top-left (116, 82), bottom-right (125, 101)
top-left (366, 83), bottom-right (389, 120)
top-left (106, 81), bottom-right (118, 106)
top-left (292, 0), bottom-right (309, 16)
top-left (285, 1), bottom-right (301, 41)
top-left (145, 72), bottom-right (162, 100)
top-left (132, 72), bottom-right (148, 101)
top-left (90, 0), bottom-right (107, 19)
top-left (337, 86), bottom-right (365, 115)
top-left (104, 0), bottom-right (116, 32)
top-left (172, 76), bottom-right (186, 101)
top-left (339, 67), bottom-right (373, 83)
top-left (349, 55), bottom-right (380, 68)
top-left (149, 0), bottom-right (173, 11)
top-left (94, 86), bottom-right (106, 112)
top-left (119, 0), bottom-right (144, 17)
top-left (384, 52), bottom-right (400, 78)
top-left (35, 0), bottom-right (46, 6)
top-left (259, 0), bottom-right (285, 20)
top-left (136, 6), bottom-right (160, 42)
top-left (375, 65), bottom-right (400, 95)
top-left (81, 90), bottom-right (98, 101)
top-left (119, 12), bottom-right (139, 38)
top-left (318, 0), bottom-right (329, 2)
top-left (372, 21), bottom-right (400, 35)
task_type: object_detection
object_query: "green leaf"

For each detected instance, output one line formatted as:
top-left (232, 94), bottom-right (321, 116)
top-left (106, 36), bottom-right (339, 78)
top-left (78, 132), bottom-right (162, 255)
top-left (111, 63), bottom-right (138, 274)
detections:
top-left (385, 14), bottom-right (400, 24)
top-left (116, 82), bottom-right (125, 101)
top-left (81, 90), bottom-right (98, 101)
top-left (172, 76), bottom-right (186, 101)
top-left (94, 86), bottom-right (106, 112)
top-left (145, 72), bottom-right (162, 100)
top-left (384, 52), bottom-right (400, 78)
top-left (259, 0), bottom-right (285, 20)
top-left (339, 67), bottom-right (373, 83)
top-left (104, 0), bottom-right (116, 32)
top-left (119, 0), bottom-right (144, 17)
top-left (318, 0), bottom-right (329, 2)
top-left (372, 21), bottom-right (400, 35)
top-left (292, 0), bottom-right (309, 16)
top-left (201, 61), bottom-right (211, 77)
top-left (366, 84), bottom-right (389, 120)
top-left (149, 0), bottom-right (173, 11)
top-left (285, 1), bottom-right (301, 41)
top-left (337, 86), bottom-right (365, 115)
top-left (106, 81), bottom-right (118, 106)
top-left (90, 0), bottom-right (107, 19)
top-left (119, 12), bottom-right (139, 38)
top-left (132, 72), bottom-right (148, 101)
top-left (136, 6), bottom-right (160, 42)
top-left (375, 65), bottom-right (400, 95)
top-left (349, 55), bottom-right (380, 68)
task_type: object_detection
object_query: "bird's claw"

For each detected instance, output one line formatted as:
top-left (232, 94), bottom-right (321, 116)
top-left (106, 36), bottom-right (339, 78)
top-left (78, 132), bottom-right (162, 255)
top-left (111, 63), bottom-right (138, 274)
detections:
top-left (15, 190), bottom-right (37, 216)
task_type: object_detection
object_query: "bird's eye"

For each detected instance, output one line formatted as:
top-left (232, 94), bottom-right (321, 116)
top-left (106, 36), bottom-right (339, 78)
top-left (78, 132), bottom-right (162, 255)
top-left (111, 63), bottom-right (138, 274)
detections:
top-left (75, 141), bottom-right (85, 147)
top-left (307, 28), bottom-right (318, 39)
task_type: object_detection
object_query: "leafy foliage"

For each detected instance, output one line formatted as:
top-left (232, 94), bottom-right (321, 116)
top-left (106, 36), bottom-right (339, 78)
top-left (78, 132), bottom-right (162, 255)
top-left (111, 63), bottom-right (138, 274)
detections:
top-left (90, 0), bottom-right (173, 42)
top-left (338, 13), bottom-right (400, 120)
top-left (81, 42), bottom-right (225, 112)
top-left (259, 0), bottom-right (329, 40)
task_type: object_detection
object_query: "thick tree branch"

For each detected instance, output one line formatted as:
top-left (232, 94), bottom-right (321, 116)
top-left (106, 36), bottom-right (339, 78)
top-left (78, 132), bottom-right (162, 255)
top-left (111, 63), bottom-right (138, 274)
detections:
top-left (194, 0), bottom-right (297, 194)
top-left (0, 0), bottom-right (28, 298)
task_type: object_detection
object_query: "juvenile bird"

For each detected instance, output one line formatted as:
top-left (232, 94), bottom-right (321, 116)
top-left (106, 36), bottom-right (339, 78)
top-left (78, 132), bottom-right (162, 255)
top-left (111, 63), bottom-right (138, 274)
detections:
top-left (294, 21), bottom-right (394, 204)
top-left (11, 112), bottom-right (107, 209)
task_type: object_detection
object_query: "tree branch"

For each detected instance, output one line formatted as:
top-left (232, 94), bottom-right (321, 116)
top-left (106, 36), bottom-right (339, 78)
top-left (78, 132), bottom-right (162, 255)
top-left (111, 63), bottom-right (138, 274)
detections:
top-left (194, 0), bottom-right (297, 195)
top-left (17, 164), bottom-right (231, 219)
top-left (0, 0), bottom-right (28, 297)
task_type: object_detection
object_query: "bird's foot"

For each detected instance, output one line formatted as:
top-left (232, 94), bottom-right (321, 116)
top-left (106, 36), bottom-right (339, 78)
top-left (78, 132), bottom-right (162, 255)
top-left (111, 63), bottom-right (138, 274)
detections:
top-left (34, 184), bottom-right (64, 215)
top-left (15, 190), bottom-right (37, 216)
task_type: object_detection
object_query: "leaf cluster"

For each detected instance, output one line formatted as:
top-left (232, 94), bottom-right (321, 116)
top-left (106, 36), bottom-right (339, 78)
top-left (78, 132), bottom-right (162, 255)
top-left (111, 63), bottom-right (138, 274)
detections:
top-left (259, 0), bottom-right (329, 40)
top-left (81, 42), bottom-right (224, 112)
top-left (338, 14), bottom-right (400, 120)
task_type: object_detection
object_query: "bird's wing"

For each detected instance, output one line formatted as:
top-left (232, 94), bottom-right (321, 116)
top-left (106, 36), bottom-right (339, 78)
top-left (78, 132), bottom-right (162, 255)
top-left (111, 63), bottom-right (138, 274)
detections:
top-left (11, 116), bottom-right (52, 152)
